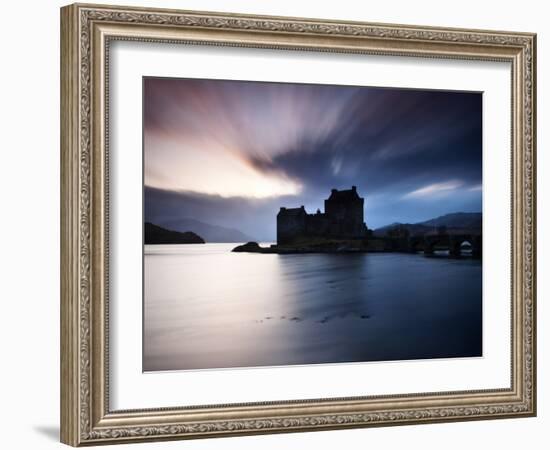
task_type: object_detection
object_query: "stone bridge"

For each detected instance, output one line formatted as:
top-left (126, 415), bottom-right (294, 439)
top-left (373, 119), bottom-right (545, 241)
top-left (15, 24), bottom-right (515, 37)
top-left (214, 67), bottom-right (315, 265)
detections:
top-left (408, 232), bottom-right (482, 258)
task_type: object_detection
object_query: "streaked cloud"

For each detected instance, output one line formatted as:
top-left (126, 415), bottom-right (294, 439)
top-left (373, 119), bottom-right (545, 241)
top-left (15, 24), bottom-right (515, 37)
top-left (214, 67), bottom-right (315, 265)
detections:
top-left (144, 77), bottom-right (359, 197)
top-left (403, 180), bottom-right (464, 199)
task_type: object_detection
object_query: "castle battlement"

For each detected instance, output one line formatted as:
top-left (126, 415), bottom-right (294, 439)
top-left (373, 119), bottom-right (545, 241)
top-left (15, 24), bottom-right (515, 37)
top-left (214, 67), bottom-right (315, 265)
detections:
top-left (277, 187), bottom-right (368, 245)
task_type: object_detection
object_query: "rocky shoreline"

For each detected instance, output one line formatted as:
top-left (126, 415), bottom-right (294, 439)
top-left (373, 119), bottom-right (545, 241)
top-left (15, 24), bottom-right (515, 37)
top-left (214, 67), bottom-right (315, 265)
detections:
top-left (231, 235), bottom-right (481, 258)
top-left (232, 240), bottom-right (380, 254)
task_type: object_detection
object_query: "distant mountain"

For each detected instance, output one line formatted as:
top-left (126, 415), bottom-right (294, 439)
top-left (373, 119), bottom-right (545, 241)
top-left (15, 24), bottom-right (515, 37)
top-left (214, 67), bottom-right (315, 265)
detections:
top-left (144, 222), bottom-right (205, 244)
top-left (374, 223), bottom-right (431, 237)
top-left (420, 212), bottom-right (482, 229)
top-left (160, 218), bottom-right (254, 243)
top-left (374, 212), bottom-right (481, 237)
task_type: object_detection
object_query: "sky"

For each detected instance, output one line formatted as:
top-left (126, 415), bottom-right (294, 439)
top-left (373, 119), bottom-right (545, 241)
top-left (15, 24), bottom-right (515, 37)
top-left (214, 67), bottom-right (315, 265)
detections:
top-left (144, 77), bottom-right (482, 241)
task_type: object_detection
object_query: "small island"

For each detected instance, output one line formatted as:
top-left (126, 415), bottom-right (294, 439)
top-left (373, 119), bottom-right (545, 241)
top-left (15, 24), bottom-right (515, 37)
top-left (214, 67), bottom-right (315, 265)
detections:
top-left (233, 187), bottom-right (371, 254)
top-left (145, 222), bottom-right (205, 244)
top-left (232, 187), bottom-right (481, 257)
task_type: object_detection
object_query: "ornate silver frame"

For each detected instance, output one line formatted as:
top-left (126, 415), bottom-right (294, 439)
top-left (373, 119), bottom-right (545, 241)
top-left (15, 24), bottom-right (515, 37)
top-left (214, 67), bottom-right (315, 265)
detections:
top-left (60, 3), bottom-right (536, 446)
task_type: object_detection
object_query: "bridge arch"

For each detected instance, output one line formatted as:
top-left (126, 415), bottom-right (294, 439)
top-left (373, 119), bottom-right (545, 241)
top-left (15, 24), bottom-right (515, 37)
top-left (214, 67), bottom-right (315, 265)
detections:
top-left (409, 237), bottom-right (425, 253)
top-left (425, 237), bottom-right (451, 255)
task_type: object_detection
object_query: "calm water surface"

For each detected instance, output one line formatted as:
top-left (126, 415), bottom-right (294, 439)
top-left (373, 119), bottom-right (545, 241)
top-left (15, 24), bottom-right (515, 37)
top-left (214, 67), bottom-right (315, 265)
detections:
top-left (144, 243), bottom-right (482, 371)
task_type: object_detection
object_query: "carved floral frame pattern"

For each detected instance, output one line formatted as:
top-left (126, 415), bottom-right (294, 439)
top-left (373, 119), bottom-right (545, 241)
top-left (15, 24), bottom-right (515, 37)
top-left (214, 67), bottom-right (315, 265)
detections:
top-left (61, 3), bottom-right (536, 446)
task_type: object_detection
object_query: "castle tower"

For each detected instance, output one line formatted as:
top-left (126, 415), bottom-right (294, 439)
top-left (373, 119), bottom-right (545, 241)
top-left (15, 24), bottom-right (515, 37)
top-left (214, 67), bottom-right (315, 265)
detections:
top-left (324, 186), bottom-right (366, 238)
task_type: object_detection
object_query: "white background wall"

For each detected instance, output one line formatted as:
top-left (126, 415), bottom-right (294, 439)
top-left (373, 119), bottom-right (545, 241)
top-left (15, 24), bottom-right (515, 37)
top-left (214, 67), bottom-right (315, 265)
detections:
top-left (0, 0), bottom-right (546, 449)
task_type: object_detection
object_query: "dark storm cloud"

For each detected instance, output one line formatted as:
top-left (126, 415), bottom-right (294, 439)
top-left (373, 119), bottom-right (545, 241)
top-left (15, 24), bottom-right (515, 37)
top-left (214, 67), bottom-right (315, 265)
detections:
top-left (144, 78), bottom-right (482, 235)
top-left (246, 88), bottom-right (482, 197)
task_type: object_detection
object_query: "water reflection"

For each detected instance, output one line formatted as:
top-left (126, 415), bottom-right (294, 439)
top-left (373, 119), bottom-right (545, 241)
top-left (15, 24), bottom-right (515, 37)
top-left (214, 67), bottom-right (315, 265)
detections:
top-left (144, 244), bottom-right (482, 371)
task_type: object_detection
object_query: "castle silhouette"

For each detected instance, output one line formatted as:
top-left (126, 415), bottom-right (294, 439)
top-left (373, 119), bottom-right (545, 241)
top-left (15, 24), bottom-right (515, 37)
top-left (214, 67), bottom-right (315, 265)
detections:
top-left (277, 186), bottom-right (368, 245)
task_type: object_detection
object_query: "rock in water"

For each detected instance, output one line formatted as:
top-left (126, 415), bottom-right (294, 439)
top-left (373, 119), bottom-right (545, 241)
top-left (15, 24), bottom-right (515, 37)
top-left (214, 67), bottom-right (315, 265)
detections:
top-left (232, 242), bottom-right (263, 253)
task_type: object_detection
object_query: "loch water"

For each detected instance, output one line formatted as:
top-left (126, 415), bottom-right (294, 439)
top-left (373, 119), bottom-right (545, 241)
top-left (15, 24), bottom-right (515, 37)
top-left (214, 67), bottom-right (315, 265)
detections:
top-left (144, 243), bottom-right (482, 371)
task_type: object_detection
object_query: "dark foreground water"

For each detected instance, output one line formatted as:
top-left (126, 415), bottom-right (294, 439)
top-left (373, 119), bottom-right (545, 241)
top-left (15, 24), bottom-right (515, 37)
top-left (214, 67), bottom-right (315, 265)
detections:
top-left (144, 244), bottom-right (482, 371)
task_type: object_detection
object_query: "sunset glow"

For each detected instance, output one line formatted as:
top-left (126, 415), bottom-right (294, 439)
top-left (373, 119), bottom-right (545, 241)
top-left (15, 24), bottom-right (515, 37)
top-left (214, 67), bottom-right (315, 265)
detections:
top-left (144, 77), bottom-right (482, 238)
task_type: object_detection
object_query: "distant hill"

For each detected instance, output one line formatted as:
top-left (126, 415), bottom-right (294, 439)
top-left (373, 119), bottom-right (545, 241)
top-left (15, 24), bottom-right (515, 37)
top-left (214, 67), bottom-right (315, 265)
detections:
top-left (420, 212), bottom-right (482, 229)
top-left (374, 212), bottom-right (481, 237)
top-left (160, 218), bottom-right (254, 243)
top-left (144, 222), bottom-right (205, 244)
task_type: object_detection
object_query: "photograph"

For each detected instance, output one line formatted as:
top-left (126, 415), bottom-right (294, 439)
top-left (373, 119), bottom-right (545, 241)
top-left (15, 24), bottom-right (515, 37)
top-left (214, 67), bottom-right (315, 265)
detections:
top-left (143, 77), bottom-right (483, 372)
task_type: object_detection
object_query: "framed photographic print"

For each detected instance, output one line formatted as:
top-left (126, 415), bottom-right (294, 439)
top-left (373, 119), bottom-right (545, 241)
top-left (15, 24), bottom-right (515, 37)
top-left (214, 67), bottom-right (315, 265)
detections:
top-left (60, 3), bottom-right (537, 446)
